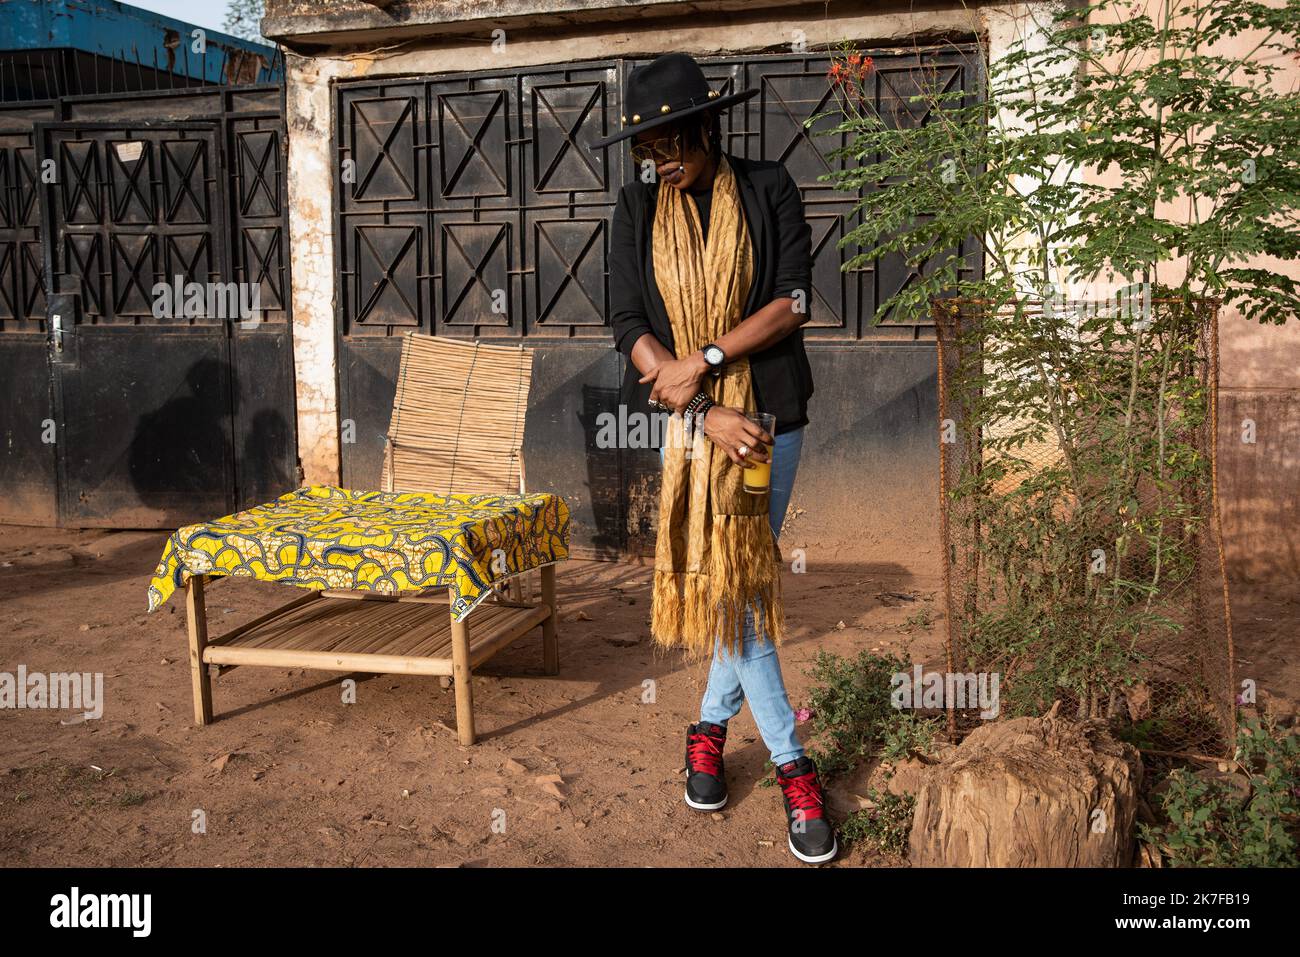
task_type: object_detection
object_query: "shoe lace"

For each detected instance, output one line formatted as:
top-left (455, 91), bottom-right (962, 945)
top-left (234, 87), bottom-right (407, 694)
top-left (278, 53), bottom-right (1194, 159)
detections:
top-left (779, 771), bottom-right (825, 821)
top-left (687, 732), bottom-right (724, 777)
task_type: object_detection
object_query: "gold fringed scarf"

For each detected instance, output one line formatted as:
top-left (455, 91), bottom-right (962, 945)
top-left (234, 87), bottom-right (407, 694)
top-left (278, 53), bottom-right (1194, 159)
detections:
top-left (650, 155), bottom-right (785, 659)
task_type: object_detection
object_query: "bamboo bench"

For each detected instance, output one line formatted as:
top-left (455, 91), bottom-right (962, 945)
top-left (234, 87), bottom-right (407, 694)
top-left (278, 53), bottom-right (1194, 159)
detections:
top-left (157, 334), bottom-right (567, 746)
top-left (183, 566), bottom-right (558, 746)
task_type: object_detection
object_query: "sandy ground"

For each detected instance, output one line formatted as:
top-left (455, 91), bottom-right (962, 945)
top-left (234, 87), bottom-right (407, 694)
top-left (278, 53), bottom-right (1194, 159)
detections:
top-left (0, 524), bottom-right (1295, 867)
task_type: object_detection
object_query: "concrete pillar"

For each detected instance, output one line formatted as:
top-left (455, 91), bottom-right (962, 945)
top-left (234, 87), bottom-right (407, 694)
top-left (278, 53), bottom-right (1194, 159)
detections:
top-left (285, 52), bottom-right (346, 486)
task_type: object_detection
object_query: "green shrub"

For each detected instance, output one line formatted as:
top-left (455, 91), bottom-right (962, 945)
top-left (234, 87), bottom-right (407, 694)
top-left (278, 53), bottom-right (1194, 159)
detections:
top-left (881, 712), bottom-right (938, 764)
top-left (801, 650), bottom-right (941, 780)
top-left (839, 790), bottom-right (916, 857)
top-left (1140, 717), bottom-right (1299, 867)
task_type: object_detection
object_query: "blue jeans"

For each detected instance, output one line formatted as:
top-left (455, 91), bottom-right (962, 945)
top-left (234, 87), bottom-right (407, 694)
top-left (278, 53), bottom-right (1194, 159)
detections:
top-left (661, 425), bottom-right (806, 767)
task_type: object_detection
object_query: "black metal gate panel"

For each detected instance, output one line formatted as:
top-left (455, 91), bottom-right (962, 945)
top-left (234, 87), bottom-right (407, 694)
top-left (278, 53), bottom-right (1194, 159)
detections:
top-left (334, 63), bottom-right (621, 340)
top-left (331, 49), bottom-right (983, 554)
top-left (333, 49), bottom-right (981, 343)
top-left (0, 115), bottom-right (55, 524)
top-left (697, 51), bottom-right (984, 338)
top-left (40, 122), bottom-right (235, 526)
top-left (0, 86), bottom-right (294, 530)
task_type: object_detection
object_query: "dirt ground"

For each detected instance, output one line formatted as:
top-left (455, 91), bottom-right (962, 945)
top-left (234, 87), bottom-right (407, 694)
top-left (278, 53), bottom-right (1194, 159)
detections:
top-left (1, 523), bottom-right (1296, 867)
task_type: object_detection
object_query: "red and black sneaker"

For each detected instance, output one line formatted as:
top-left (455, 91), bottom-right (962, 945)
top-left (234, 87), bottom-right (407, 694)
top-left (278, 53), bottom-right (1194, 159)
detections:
top-left (684, 721), bottom-right (728, 811)
top-left (776, 756), bottom-right (838, 864)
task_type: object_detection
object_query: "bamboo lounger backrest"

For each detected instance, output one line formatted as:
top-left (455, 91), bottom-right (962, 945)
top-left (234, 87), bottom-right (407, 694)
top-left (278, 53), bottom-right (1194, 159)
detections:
top-left (381, 334), bottom-right (534, 496)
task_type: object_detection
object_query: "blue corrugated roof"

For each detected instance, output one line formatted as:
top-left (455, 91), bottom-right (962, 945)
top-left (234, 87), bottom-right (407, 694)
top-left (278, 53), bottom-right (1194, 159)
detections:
top-left (0, 0), bottom-right (280, 83)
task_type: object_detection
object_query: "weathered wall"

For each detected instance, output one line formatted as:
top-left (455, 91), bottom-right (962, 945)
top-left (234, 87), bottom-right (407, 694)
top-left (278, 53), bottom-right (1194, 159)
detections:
top-left (1220, 295), bottom-right (1300, 582)
top-left (1209, 13), bottom-right (1300, 582)
top-left (265, 0), bottom-right (980, 47)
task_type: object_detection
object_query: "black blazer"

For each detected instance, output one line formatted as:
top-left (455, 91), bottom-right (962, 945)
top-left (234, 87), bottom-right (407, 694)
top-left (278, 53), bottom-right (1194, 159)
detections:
top-left (608, 154), bottom-right (815, 435)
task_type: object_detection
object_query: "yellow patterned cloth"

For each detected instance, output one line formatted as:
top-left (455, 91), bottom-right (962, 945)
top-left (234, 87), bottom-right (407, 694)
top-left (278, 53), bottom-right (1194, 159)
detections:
top-left (147, 485), bottom-right (569, 621)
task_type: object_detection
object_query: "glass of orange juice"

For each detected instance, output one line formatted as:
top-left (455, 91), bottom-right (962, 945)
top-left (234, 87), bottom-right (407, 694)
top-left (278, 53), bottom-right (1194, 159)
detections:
top-left (742, 412), bottom-right (776, 495)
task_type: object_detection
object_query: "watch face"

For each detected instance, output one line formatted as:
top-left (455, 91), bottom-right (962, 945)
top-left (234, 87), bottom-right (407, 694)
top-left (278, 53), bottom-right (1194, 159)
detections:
top-left (704, 345), bottom-right (724, 366)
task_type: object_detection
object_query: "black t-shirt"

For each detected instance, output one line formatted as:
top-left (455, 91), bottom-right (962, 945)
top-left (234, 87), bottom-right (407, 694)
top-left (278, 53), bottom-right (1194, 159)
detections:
top-left (689, 185), bottom-right (713, 244)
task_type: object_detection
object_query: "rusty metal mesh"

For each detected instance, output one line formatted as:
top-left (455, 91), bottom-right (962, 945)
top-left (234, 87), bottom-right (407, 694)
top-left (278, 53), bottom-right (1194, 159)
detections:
top-left (934, 298), bottom-right (1236, 756)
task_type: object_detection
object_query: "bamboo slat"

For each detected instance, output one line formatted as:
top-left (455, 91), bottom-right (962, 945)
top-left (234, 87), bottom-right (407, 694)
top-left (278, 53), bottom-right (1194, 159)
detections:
top-left (205, 591), bottom-right (323, 647)
top-left (467, 604), bottom-right (550, 667)
top-left (319, 589), bottom-right (449, 603)
top-left (380, 334), bottom-right (533, 496)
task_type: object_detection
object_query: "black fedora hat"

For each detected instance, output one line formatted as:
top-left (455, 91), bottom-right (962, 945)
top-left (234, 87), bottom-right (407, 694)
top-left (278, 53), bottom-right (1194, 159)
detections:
top-left (590, 52), bottom-right (757, 150)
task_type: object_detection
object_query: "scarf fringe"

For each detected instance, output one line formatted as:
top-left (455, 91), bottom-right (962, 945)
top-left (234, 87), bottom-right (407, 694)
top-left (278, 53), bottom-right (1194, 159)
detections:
top-left (651, 513), bottom-right (785, 660)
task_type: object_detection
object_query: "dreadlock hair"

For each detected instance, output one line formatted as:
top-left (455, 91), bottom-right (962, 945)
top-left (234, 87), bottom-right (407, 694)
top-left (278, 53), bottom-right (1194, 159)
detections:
top-left (679, 109), bottom-right (723, 158)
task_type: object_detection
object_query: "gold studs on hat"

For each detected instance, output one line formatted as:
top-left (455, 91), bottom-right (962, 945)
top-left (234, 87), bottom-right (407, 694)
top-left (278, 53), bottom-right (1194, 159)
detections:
top-left (707, 90), bottom-right (719, 99)
top-left (632, 113), bottom-right (641, 123)
top-left (661, 104), bottom-right (671, 113)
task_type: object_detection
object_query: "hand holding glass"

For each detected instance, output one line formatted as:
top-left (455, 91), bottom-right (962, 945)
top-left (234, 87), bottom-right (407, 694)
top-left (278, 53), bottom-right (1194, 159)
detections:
top-left (743, 412), bottom-right (776, 494)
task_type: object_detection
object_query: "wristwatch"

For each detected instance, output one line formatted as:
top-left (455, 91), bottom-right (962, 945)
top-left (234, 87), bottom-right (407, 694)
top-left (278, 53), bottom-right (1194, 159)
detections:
top-left (701, 343), bottom-right (725, 376)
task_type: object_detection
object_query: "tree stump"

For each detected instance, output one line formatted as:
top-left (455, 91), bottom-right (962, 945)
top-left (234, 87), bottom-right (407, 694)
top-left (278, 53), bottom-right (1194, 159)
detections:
top-left (908, 706), bottom-right (1142, 867)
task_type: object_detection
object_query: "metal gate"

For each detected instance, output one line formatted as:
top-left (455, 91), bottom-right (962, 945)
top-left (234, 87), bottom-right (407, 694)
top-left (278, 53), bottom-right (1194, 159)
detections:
top-left (330, 49), bottom-right (983, 556)
top-left (0, 85), bottom-right (295, 528)
top-left (0, 115), bottom-right (53, 522)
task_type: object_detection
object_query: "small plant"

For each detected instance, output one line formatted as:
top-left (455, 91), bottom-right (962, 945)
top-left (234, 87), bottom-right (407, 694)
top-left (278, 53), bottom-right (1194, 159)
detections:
top-left (115, 790), bottom-right (150, 808)
top-left (801, 650), bottom-right (941, 779)
top-left (901, 608), bottom-right (934, 633)
top-left (881, 712), bottom-right (938, 764)
top-left (839, 789), bottom-right (916, 857)
top-left (1140, 716), bottom-right (1300, 867)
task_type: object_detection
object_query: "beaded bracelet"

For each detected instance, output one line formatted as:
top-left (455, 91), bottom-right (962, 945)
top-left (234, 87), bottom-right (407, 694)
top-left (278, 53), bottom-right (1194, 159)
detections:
top-left (686, 397), bottom-right (714, 436)
top-left (684, 390), bottom-right (712, 416)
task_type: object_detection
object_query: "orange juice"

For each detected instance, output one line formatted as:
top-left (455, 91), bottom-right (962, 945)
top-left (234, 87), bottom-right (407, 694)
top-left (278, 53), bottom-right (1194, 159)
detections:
top-left (742, 412), bottom-right (776, 495)
top-left (743, 445), bottom-right (773, 494)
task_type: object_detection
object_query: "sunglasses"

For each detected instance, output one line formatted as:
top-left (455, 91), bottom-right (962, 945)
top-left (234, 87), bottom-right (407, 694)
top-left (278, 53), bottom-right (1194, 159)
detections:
top-left (629, 131), bottom-right (683, 165)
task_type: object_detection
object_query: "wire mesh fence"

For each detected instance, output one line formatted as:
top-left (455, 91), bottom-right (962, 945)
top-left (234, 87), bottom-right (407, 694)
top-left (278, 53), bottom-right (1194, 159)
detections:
top-left (934, 296), bottom-right (1236, 756)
